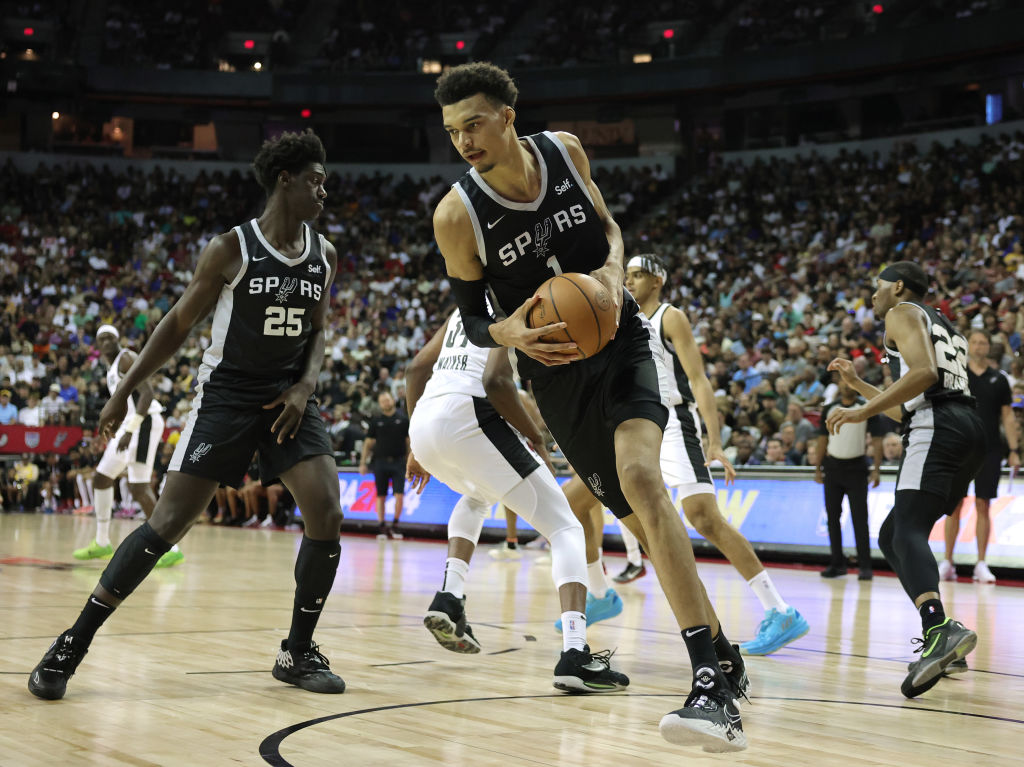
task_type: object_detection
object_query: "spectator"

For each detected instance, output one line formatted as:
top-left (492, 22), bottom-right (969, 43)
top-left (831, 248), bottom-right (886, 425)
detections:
top-left (18, 392), bottom-right (42, 427)
top-left (40, 383), bottom-right (66, 424)
top-left (881, 432), bottom-right (903, 466)
top-left (0, 388), bottom-right (17, 424)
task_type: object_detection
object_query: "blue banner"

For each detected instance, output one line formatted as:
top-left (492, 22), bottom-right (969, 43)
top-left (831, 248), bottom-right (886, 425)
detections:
top-left (334, 470), bottom-right (1024, 568)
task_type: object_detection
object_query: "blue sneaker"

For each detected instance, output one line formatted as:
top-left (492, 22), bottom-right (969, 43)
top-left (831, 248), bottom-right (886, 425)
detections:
top-left (555, 589), bottom-right (624, 633)
top-left (738, 607), bottom-right (809, 655)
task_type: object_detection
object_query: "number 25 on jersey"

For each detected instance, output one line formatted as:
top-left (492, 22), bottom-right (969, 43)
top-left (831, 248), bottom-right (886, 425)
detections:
top-left (264, 307), bottom-right (304, 337)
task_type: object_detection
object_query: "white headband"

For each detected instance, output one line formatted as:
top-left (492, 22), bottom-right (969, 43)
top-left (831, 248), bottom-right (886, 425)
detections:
top-left (626, 255), bottom-right (667, 281)
top-left (96, 324), bottom-right (119, 340)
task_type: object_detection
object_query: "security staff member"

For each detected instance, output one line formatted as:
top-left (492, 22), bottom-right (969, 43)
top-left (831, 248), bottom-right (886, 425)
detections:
top-left (815, 380), bottom-right (887, 579)
top-left (360, 390), bottom-right (410, 539)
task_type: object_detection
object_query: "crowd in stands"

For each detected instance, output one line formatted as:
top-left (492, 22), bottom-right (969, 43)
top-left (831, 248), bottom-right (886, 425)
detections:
top-left (2, 127), bottom-right (1023, 510)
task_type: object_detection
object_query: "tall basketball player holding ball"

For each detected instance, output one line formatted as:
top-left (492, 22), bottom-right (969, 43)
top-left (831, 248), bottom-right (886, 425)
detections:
top-left (433, 62), bottom-right (748, 752)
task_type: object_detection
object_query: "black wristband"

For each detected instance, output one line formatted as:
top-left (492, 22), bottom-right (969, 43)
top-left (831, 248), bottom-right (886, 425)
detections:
top-left (450, 276), bottom-right (501, 348)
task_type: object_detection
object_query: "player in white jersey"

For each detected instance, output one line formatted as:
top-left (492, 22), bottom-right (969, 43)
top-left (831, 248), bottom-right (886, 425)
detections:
top-left (619, 255), bottom-right (808, 656)
top-left (73, 325), bottom-right (179, 568)
top-left (405, 308), bottom-right (628, 693)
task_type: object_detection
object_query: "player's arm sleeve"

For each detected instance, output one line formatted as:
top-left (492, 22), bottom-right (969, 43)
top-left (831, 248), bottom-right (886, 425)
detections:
top-left (449, 277), bottom-right (501, 348)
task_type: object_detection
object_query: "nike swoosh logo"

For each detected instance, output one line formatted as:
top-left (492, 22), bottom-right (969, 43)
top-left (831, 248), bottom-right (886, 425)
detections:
top-left (486, 216), bottom-right (506, 229)
top-left (89, 597), bottom-right (111, 609)
top-left (684, 627), bottom-right (708, 637)
top-left (299, 607), bottom-right (322, 613)
top-left (328, 552), bottom-right (339, 558)
top-left (144, 548), bottom-right (156, 555)
top-left (252, 255), bottom-right (268, 261)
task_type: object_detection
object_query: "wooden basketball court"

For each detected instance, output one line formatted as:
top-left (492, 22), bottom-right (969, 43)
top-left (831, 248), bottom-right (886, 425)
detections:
top-left (1, 513), bottom-right (1021, 766)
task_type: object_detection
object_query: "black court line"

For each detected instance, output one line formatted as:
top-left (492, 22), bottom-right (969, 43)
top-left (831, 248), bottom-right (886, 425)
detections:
top-left (486, 648), bottom-right (521, 656)
top-left (259, 693), bottom-right (1024, 766)
top-left (185, 670), bottom-right (268, 675)
top-left (368, 660), bottom-right (435, 668)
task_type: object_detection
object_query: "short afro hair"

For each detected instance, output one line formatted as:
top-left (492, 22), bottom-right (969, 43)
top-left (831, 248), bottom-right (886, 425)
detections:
top-left (434, 62), bottom-right (518, 109)
top-left (251, 129), bottom-right (326, 195)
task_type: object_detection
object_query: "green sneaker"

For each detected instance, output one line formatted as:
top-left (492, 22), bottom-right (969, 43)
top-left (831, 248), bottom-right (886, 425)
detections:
top-left (72, 540), bottom-right (114, 560)
top-left (155, 549), bottom-right (185, 568)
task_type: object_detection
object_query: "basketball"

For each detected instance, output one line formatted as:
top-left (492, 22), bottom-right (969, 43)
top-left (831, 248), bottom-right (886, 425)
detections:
top-left (526, 273), bottom-right (617, 359)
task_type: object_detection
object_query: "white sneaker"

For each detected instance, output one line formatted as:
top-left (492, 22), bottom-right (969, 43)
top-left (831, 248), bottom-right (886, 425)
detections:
top-left (938, 559), bottom-right (956, 581)
top-left (259, 516), bottom-right (274, 528)
top-left (242, 516), bottom-right (259, 527)
top-left (488, 546), bottom-right (521, 561)
top-left (973, 561), bottom-right (996, 584)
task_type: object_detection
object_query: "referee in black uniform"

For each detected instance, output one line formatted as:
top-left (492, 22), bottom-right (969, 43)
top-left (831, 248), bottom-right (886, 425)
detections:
top-left (815, 379), bottom-right (887, 580)
top-left (360, 390), bottom-right (410, 539)
top-left (940, 329), bottom-right (1020, 583)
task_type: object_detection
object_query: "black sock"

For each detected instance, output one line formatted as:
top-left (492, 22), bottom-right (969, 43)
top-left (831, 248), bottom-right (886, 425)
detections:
top-left (919, 599), bottom-right (946, 633)
top-left (712, 629), bottom-right (741, 669)
top-left (505, 540), bottom-right (517, 550)
top-left (98, 522), bottom-right (172, 599)
top-left (681, 626), bottom-right (723, 692)
top-left (287, 536), bottom-right (341, 653)
top-left (68, 594), bottom-right (116, 647)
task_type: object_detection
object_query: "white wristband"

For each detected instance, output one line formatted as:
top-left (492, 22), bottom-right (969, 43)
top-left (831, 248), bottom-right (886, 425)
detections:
top-left (125, 414), bottom-right (146, 434)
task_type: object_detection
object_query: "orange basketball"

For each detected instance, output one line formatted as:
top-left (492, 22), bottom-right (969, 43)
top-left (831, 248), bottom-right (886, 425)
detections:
top-left (526, 273), bottom-right (617, 359)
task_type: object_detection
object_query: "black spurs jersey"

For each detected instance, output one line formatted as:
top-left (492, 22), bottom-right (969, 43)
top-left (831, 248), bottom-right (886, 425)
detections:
top-left (197, 219), bottom-right (330, 404)
top-left (453, 131), bottom-right (638, 378)
top-left (648, 303), bottom-right (694, 406)
top-left (885, 301), bottom-right (974, 418)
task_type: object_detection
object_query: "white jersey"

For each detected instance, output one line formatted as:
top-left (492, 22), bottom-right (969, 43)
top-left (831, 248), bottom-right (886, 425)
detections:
top-left (645, 304), bottom-right (683, 407)
top-left (420, 310), bottom-right (491, 401)
top-left (106, 349), bottom-right (164, 416)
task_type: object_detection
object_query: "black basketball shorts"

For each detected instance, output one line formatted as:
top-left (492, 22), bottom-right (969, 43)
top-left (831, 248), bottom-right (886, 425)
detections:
top-left (973, 450), bottom-right (1004, 501)
top-left (169, 393), bottom-right (333, 489)
top-left (896, 402), bottom-right (986, 516)
top-left (531, 312), bottom-right (668, 519)
top-left (373, 459), bottom-right (406, 496)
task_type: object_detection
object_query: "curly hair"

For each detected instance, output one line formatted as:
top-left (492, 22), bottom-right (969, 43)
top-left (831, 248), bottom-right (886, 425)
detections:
top-left (434, 62), bottom-right (518, 109)
top-left (251, 129), bottom-right (326, 195)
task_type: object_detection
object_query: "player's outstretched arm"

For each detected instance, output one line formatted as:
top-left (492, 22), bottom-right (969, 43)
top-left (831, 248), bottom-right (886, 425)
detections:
top-left (557, 132), bottom-right (624, 320)
top-left (482, 348), bottom-right (548, 460)
top-left (662, 305), bottom-right (735, 484)
top-left (99, 233), bottom-right (238, 438)
top-left (826, 305), bottom-right (937, 433)
top-left (405, 320), bottom-right (447, 418)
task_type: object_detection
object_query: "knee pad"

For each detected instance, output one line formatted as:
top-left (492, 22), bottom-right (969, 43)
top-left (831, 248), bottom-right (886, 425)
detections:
top-left (448, 495), bottom-right (490, 544)
top-left (547, 524), bottom-right (587, 589)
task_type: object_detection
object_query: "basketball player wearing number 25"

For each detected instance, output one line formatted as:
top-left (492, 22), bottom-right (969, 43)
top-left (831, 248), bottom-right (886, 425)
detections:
top-left (29, 130), bottom-right (347, 701)
top-left (433, 62), bottom-right (747, 752)
top-left (825, 261), bottom-right (985, 699)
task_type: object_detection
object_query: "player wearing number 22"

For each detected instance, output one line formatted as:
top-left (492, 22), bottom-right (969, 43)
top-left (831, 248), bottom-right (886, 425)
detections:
top-left (825, 261), bottom-right (985, 700)
top-left (29, 130), bottom-right (348, 701)
top-left (434, 62), bottom-right (747, 752)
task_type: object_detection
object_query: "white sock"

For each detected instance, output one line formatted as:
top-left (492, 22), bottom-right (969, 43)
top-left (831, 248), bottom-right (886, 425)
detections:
top-left (620, 522), bottom-right (642, 566)
top-left (76, 475), bottom-right (88, 506)
top-left (561, 610), bottom-right (587, 652)
top-left (588, 552), bottom-right (610, 599)
top-left (441, 557), bottom-right (470, 599)
top-left (86, 477), bottom-right (94, 505)
top-left (748, 570), bottom-right (788, 612)
top-left (94, 486), bottom-right (114, 547)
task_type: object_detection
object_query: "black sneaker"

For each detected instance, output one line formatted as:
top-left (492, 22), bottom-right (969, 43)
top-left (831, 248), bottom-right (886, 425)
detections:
top-left (718, 644), bottom-right (751, 701)
top-left (858, 569), bottom-right (873, 581)
top-left (423, 591), bottom-right (481, 654)
top-left (612, 562), bottom-right (646, 584)
top-left (901, 618), bottom-right (977, 698)
top-left (820, 565), bottom-right (848, 578)
top-left (387, 525), bottom-right (403, 540)
top-left (272, 641), bottom-right (346, 693)
top-left (552, 645), bottom-right (629, 693)
top-left (659, 683), bottom-right (748, 752)
top-left (28, 631), bottom-right (88, 700)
